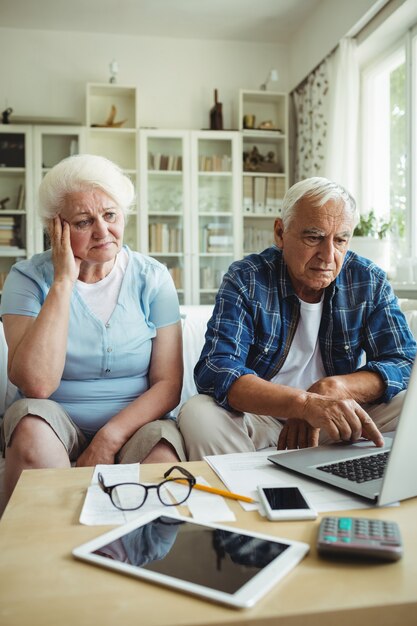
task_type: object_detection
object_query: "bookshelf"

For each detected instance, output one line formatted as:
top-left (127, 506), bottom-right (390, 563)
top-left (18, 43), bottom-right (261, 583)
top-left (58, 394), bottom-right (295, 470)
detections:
top-left (0, 125), bottom-right (34, 293)
top-left (32, 125), bottom-right (86, 252)
top-left (139, 129), bottom-right (191, 304)
top-left (140, 130), bottom-right (241, 305)
top-left (191, 131), bottom-right (241, 304)
top-left (238, 90), bottom-right (289, 255)
top-left (86, 83), bottom-right (139, 251)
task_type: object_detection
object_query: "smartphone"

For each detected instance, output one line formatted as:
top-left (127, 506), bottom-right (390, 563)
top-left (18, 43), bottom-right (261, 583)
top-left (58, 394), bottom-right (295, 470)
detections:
top-left (257, 485), bottom-right (317, 521)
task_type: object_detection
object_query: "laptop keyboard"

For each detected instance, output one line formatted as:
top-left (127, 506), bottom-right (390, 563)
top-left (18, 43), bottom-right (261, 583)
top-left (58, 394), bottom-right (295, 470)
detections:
top-left (317, 451), bottom-right (390, 483)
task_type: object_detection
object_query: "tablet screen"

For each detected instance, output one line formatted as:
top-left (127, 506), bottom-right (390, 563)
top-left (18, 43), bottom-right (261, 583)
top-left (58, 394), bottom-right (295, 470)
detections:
top-left (92, 515), bottom-right (290, 594)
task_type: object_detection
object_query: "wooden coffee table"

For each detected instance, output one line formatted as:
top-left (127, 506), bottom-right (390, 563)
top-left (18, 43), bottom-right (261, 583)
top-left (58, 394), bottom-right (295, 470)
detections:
top-left (0, 461), bottom-right (416, 626)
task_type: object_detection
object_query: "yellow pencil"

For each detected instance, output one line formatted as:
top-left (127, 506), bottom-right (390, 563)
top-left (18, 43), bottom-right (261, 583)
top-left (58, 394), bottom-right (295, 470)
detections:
top-left (174, 479), bottom-right (255, 503)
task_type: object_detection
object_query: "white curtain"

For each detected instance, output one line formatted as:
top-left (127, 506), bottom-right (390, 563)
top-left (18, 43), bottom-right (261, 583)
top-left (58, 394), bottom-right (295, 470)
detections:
top-left (324, 38), bottom-right (360, 199)
top-left (292, 58), bottom-right (330, 181)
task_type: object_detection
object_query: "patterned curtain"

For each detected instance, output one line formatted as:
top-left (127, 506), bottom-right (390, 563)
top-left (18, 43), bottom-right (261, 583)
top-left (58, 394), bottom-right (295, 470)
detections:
top-left (292, 58), bottom-right (330, 182)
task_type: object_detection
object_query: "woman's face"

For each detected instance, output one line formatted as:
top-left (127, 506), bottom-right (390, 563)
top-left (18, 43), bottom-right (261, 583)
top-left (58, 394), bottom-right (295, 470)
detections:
top-left (59, 188), bottom-right (125, 265)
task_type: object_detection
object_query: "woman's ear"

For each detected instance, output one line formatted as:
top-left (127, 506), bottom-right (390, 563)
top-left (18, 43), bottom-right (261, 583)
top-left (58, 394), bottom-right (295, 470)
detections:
top-left (46, 218), bottom-right (54, 240)
top-left (274, 218), bottom-right (285, 248)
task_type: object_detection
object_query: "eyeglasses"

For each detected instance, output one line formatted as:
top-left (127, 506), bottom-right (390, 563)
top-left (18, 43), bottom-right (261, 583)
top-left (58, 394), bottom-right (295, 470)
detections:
top-left (97, 465), bottom-right (196, 511)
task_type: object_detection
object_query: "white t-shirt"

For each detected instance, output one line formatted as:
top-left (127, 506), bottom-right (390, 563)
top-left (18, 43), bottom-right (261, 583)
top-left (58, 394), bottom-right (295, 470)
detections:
top-left (75, 248), bottom-right (129, 324)
top-left (270, 297), bottom-right (326, 390)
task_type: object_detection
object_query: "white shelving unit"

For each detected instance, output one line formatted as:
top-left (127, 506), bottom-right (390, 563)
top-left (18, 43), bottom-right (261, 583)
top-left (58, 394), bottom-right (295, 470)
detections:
top-left (0, 125), bottom-right (34, 293)
top-left (140, 129), bottom-right (241, 305)
top-left (190, 130), bottom-right (242, 305)
top-left (32, 125), bottom-right (86, 252)
top-left (0, 86), bottom-right (288, 304)
top-left (238, 90), bottom-right (289, 255)
top-left (86, 83), bottom-right (139, 252)
top-left (139, 129), bottom-right (192, 304)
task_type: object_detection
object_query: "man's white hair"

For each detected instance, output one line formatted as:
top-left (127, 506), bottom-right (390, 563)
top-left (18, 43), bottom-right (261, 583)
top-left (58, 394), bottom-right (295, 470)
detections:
top-left (281, 177), bottom-right (358, 229)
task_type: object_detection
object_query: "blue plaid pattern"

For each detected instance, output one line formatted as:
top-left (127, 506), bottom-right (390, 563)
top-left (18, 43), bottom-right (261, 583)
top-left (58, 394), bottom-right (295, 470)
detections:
top-left (195, 246), bottom-right (417, 410)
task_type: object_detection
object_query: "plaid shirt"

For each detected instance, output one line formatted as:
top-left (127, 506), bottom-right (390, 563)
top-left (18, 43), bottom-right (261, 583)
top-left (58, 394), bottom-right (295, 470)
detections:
top-left (195, 246), bottom-right (417, 410)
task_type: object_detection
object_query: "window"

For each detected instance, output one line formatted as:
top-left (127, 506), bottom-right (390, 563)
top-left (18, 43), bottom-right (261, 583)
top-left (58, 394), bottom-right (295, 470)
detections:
top-left (361, 25), bottom-right (417, 276)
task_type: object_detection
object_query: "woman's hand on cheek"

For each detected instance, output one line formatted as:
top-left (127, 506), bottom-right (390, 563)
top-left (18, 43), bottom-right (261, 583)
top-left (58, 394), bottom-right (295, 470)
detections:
top-left (50, 216), bottom-right (81, 284)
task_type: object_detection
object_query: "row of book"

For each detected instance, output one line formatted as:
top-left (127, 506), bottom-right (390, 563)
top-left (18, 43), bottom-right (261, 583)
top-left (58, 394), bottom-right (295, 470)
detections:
top-left (200, 266), bottom-right (226, 290)
top-left (149, 153), bottom-right (183, 171)
top-left (167, 266), bottom-right (182, 290)
top-left (244, 227), bottom-right (273, 253)
top-left (201, 222), bottom-right (233, 253)
top-left (0, 271), bottom-right (9, 290)
top-left (243, 176), bottom-right (285, 215)
top-left (199, 155), bottom-right (231, 172)
top-left (0, 215), bottom-right (17, 247)
top-left (148, 223), bottom-right (183, 253)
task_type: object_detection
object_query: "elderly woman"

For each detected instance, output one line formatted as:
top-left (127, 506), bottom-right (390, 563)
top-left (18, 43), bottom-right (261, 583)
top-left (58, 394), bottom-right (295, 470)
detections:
top-left (0, 154), bottom-right (185, 500)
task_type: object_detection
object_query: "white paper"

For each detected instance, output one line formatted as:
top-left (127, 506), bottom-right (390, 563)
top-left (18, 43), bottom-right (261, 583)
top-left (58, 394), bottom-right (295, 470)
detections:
top-left (79, 465), bottom-right (235, 526)
top-left (79, 463), bottom-right (173, 525)
top-left (204, 448), bottom-right (386, 513)
top-left (91, 463), bottom-right (140, 484)
top-left (164, 476), bottom-right (236, 522)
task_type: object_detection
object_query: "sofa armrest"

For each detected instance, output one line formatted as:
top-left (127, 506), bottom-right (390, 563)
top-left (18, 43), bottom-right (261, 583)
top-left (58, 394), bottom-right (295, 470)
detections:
top-left (171, 305), bottom-right (213, 417)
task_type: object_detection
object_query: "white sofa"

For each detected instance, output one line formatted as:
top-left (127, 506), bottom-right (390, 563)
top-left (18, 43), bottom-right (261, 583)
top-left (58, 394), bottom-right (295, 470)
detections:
top-left (1, 300), bottom-right (417, 515)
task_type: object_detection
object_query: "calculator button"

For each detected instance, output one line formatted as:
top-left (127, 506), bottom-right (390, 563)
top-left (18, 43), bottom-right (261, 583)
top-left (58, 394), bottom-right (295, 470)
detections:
top-left (338, 518), bottom-right (352, 531)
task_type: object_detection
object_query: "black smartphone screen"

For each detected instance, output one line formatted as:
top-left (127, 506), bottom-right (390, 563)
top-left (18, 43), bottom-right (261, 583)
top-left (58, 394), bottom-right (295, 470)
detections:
top-left (263, 487), bottom-right (309, 510)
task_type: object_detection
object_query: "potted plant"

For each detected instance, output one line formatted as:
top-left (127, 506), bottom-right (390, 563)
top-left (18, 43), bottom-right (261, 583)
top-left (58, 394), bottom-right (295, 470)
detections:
top-left (350, 210), bottom-right (392, 272)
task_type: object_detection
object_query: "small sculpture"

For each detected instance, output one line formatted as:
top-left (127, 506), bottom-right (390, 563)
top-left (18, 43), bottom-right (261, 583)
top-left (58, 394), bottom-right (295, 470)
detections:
top-left (2, 108), bottom-right (13, 124)
top-left (91, 105), bottom-right (127, 128)
top-left (258, 120), bottom-right (275, 130)
top-left (243, 146), bottom-right (264, 171)
top-left (0, 197), bottom-right (10, 210)
top-left (243, 147), bottom-right (278, 173)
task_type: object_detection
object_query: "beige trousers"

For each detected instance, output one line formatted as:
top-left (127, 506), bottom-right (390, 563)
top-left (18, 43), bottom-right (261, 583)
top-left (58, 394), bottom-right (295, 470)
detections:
top-left (177, 392), bottom-right (406, 461)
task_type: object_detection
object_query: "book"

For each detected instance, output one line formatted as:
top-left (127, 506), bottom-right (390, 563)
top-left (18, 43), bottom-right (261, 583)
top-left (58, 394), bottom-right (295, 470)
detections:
top-left (15, 184), bottom-right (25, 211)
top-left (243, 176), bottom-right (254, 213)
top-left (254, 177), bottom-right (267, 214)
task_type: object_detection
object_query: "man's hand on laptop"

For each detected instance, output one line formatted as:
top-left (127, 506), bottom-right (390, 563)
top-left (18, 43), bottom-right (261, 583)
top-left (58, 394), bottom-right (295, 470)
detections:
top-left (301, 393), bottom-right (385, 448)
top-left (277, 419), bottom-right (320, 450)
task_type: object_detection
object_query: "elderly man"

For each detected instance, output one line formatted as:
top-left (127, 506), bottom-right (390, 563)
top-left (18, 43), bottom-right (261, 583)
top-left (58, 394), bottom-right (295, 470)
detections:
top-left (178, 177), bottom-right (417, 460)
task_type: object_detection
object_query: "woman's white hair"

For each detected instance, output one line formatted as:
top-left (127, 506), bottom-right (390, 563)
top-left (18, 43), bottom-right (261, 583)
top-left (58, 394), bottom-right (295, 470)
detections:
top-left (281, 177), bottom-right (358, 229)
top-left (38, 154), bottom-right (135, 225)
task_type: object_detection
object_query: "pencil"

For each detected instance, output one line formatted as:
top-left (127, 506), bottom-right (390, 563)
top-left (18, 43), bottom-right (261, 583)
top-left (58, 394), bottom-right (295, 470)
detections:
top-left (174, 479), bottom-right (255, 503)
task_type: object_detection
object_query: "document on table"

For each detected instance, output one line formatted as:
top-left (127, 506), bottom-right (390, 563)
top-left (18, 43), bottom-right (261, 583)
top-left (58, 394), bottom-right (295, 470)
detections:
top-left (204, 448), bottom-right (383, 513)
top-left (79, 463), bottom-right (169, 525)
top-left (79, 463), bottom-right (235, 525)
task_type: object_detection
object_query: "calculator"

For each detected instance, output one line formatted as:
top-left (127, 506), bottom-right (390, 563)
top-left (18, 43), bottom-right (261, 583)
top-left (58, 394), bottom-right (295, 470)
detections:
top-left (317, 516), bottom-right (403, 561)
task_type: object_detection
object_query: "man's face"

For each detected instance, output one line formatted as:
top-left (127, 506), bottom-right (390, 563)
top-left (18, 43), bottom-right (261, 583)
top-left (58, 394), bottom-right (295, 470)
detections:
top-left (274, 196), bottom-right (354, 303)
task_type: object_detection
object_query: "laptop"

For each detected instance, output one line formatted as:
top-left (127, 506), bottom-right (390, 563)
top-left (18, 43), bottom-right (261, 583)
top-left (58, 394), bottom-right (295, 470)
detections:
top-left (268, 359), bottom-right (417, 506)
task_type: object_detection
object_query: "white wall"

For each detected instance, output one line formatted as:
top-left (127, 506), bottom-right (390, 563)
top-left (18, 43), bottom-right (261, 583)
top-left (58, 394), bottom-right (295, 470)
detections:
top-left (0, 27), bottom-right (288, 130)
top-left (288, 0), bottom-right (386, 90)
top-left (0, 1), bottom-right (390, 128)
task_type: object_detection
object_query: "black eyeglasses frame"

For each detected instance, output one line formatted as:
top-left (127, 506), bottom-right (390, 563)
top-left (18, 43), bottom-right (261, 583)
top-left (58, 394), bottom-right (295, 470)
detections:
top-left (97, 464), bottom-right (196, 511)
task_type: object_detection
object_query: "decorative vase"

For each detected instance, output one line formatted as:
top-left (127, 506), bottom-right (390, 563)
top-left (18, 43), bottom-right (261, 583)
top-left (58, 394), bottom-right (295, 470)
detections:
top-left (210, 89), bottom-right (223, 130)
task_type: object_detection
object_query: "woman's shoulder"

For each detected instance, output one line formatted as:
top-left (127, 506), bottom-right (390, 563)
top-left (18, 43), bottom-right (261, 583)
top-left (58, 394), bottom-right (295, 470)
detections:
top-left (10, 250), bottom-right (53, 284)
top-left (125, 246), bottom-right (170, 275)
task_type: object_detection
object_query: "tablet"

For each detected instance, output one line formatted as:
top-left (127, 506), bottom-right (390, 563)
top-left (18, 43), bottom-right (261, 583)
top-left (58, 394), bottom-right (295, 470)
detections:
top-left (73, 512), bottom-right (309, 609)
